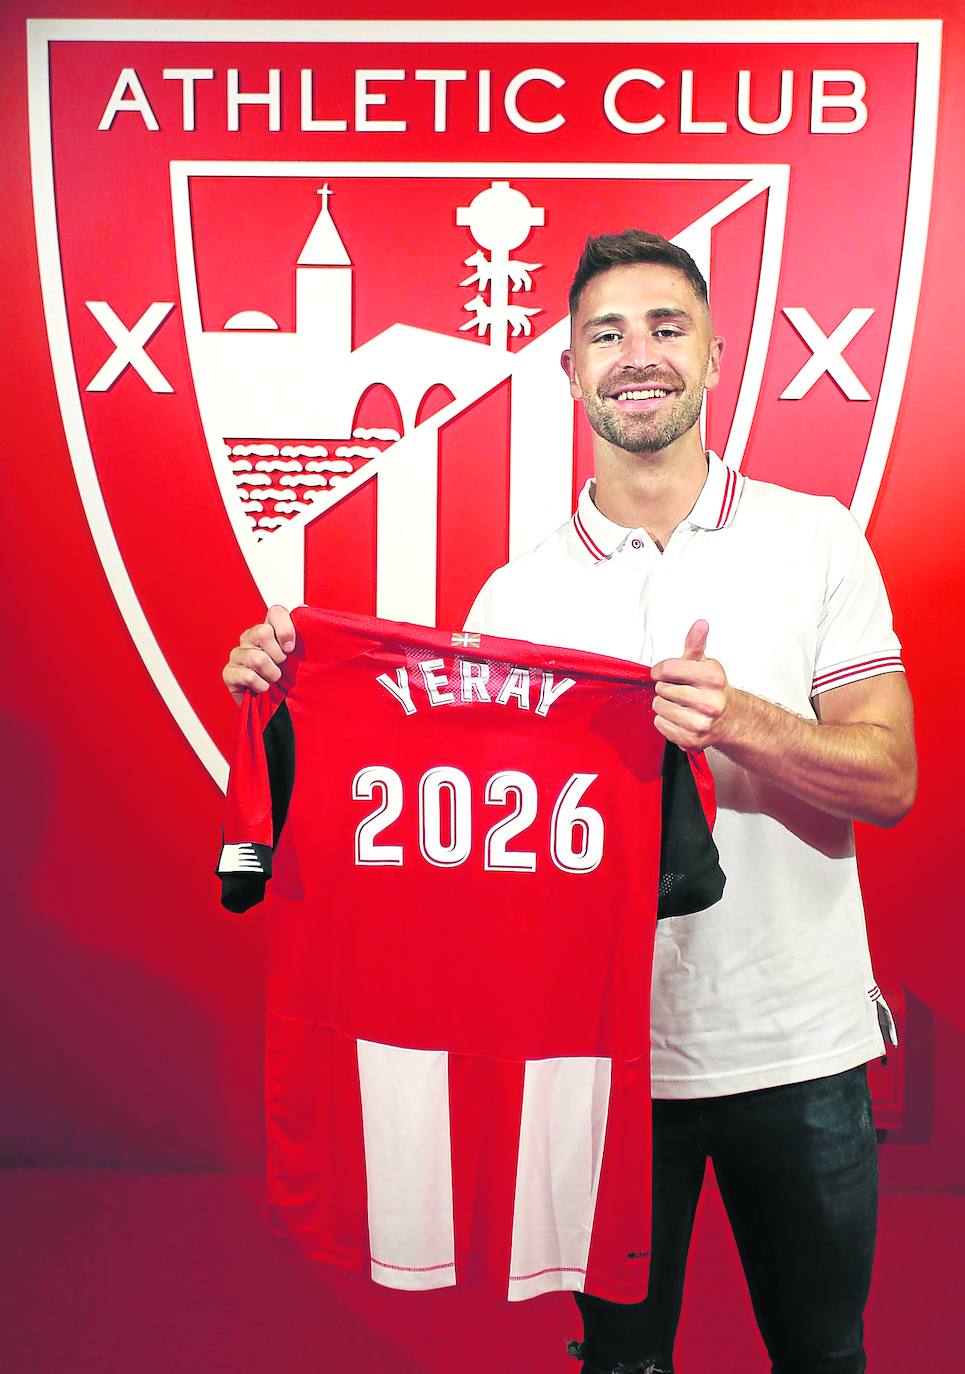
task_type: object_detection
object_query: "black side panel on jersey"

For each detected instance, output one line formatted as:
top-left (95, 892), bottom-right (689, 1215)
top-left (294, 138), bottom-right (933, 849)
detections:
top-left (263, 700), bottom-right (296, 843)
top-left (657, 744), bottom-right (725, 919)
top-left (220, 702), bottom-right (296, 914)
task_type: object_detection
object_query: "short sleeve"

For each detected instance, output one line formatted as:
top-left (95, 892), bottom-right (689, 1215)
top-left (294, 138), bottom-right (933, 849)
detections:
top-left (811, 500), bottom-right (904, 697)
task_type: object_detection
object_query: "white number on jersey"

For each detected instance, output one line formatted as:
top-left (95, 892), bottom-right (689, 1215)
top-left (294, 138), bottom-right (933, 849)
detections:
top-left (419, 766), bottom-right (473, 868)
top-left (484, 770), bottom-right (538, 873)
top-left (352, 766), bottom-right (404, 866)
top-left (352, 767), bottom-right (604, 874)
top-left (550, 772), bottom-right (606, 874)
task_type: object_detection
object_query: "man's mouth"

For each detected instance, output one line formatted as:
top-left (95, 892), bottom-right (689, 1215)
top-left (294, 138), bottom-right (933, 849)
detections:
top-left (611, 388), bottom-right (672, 401)
top-left (605, 384), bottom-right (677, 410)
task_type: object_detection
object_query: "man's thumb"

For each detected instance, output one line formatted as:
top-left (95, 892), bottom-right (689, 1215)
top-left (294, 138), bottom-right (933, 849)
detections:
top-left (683, 619), bottom-right (709, 661)
top-left (267, 604), bottom-right (297, 652)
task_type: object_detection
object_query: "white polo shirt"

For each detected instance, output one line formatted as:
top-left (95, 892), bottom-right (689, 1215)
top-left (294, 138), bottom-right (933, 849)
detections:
top-left (466, 452), bottom-right (903, 1098)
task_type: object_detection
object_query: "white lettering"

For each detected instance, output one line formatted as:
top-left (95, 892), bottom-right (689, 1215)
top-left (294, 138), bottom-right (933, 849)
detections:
top-left (375, 658), bottom-right (573, 713)
top-left (98, 68), bottom-right (159, 131)
top-left (602, 69), bottom-right (665, 135)
top-left (811, 70), bottom-right (868, 134)
top-left (376, 669), bottom-right (416, 716)
top-left (535, 674), bottom-right (577, 718)
top-left (227, 68), bottom-right (281, 133)
top-left (496, 667), bottom-right (531, 708)
top-left (420, 658), bottom-right (455, 706)
top-left (679, 70), bottom-right (727, 134)
top-left (300, 69), bottom-right (348, 132)
top-left (478, 69), bottom-right (492, 134)
top-left (94, 64), bottom-right (873, 140)
top-left (162, 68), bottom-right (214, 132)
top-left (356, 69), bottom-right (407, 132)
top-left (415, 69), bottom-right (467, 133)
top-left (779, 307), bottom-right (874, 401)
top-left (504, 68), bottom-right (565, 134)
top-left (736, 69), bottom-right (793, 135)
top-left (84, 301), bottom-right (174, 393)
top-left (459, 659), bottom-right (492, 703)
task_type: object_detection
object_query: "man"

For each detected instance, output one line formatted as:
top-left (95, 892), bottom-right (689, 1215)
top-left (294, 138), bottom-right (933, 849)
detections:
top-left (223, 231), bottom-right (916, 1374)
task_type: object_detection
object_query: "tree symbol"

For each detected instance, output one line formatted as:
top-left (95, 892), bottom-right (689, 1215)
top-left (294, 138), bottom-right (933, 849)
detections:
top-left (456, 182), bottom-right (545, 350)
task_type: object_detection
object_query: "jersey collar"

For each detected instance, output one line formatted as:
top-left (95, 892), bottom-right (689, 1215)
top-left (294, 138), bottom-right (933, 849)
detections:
top-left (571, 452), bottom-right (746, 564)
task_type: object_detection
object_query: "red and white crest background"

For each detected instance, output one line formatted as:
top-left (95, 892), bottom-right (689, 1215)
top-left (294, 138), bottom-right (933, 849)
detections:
top-left (2, 1), bottom-right (965, 1366)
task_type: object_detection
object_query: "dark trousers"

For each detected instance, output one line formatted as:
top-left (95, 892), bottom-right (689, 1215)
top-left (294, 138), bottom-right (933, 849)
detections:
top-left (573, 1065), bottom-right (878, 1374)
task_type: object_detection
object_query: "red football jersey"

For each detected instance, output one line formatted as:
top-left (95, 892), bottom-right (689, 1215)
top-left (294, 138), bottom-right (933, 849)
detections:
top-left (218, 607), bottom-right (722, 1302)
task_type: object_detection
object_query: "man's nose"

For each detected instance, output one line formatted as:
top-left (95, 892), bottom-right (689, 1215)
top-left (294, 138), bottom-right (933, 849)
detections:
top-left (618, 328), bottom-right (662, 371)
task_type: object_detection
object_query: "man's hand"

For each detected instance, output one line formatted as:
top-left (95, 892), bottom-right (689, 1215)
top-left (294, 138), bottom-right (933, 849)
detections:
top-left (650, 619), bottom-right (734, 751)
top-left (222, 605), bottom-right (296, 707)
top-left (651, 618), bottom-right (916, 826)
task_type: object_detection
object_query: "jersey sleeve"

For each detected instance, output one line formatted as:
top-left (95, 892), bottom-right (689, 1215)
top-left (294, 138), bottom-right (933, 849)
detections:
top-left (657, 744), bottom-right (725, 919)
top-left (811, 500), bottom-right (904, 697)
top-left (217, 692), bottom-right (296, 914)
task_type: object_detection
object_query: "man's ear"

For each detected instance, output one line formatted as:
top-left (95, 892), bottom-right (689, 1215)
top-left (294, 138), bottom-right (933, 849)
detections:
top-left (561, 348), bottom-right (582, 401)
top-left (704, 335), bottom-right (725, 392)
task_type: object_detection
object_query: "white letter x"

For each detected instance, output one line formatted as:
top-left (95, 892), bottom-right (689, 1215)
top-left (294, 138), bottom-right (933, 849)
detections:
top-left (85, 301), bottom-right (175, 392)
top-left (780, 306), bottom-right (873, 401)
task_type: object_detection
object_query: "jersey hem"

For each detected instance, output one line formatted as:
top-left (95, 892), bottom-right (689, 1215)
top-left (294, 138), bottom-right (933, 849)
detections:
top-left (650, 1034), bottom-right (885, 1100)
top-left (270, 1211), bottom-right (647, 1302)
top-left (507, 1270), bottom-right (648, 1303)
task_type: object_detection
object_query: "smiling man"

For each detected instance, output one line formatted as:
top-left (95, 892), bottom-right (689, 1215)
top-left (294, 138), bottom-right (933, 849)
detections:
top-left (223, 231), bottom-right (916, 1374)
top-left (569, 273), bottom-right (716, 463)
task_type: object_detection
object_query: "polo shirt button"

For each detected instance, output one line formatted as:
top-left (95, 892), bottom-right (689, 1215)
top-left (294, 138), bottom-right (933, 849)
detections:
top-left (631, 538), bottom-right (643, 550)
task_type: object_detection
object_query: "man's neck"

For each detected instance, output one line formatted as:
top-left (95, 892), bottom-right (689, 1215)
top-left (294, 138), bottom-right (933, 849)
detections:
top-left (592, 438), bottom-right (709, 551)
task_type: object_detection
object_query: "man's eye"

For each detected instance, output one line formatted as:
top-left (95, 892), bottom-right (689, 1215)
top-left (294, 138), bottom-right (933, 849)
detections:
top-left (594, 331), bottom-right (621, 343)
top-left (654, 328), bottom-right (682, 339)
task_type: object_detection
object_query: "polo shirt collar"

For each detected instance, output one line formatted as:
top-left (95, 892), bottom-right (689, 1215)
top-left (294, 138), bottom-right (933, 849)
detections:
top-left (571, 451), bottom-right (745, 563)
top-left (572, 481), bottom-right (627, 563)
top-left (687, 450), bottom-right (746, 531)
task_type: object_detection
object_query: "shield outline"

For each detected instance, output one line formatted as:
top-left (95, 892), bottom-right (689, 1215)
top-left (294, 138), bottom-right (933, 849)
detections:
top-left (26, 17), bottom-right (943, 789)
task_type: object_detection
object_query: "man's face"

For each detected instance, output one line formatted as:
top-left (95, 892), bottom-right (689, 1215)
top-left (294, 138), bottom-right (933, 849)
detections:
top-left (562, 263), bottom-right (723, 455)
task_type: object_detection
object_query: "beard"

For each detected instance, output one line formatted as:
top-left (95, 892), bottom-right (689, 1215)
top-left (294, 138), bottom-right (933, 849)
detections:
top-left (582, 375), bottom-right (705, 454)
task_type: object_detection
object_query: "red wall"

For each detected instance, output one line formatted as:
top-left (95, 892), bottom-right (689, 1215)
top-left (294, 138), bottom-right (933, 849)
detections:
top-left (1, 0), bottom-right (962, 1203)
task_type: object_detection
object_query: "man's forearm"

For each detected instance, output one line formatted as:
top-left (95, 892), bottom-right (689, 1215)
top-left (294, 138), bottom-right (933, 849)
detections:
top-left (717, 688), bottom-right (915, 827)
top-left (650, 625), bottom-right (916, 826)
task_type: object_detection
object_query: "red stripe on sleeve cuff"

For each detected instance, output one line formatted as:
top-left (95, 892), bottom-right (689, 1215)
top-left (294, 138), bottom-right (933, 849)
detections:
top-left (812, 655), bottom-right (904, 693)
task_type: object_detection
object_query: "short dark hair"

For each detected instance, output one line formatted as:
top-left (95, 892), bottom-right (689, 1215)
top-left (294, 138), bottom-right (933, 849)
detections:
top-left (568, 230), bottom-right (709, 316)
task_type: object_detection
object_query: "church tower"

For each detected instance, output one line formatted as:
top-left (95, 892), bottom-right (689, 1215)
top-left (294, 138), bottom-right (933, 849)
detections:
top-left (295, 185), bottom-right (353, 360)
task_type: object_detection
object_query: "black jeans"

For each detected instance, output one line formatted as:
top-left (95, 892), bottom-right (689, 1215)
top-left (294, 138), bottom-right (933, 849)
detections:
top-left (573, 1065), bottom-right (878, 1374)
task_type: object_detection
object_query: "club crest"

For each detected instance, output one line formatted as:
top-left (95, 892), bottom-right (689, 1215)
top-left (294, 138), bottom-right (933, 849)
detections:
top-left (28, 18), bottom-right (940, 784)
